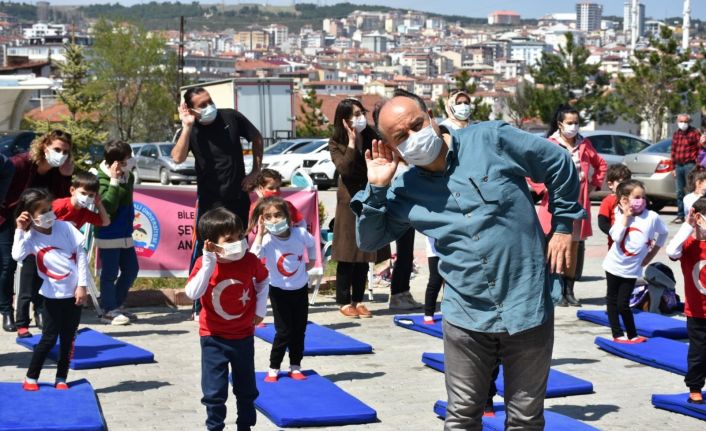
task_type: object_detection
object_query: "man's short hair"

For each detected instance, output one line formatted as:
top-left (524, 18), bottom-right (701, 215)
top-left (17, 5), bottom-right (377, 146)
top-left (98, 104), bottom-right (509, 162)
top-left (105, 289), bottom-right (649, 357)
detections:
top-left (606, 164), bottom-right (632, 183)
top-left (184, 87), bottom-right (208, 109)
top-left (372, 89), bottom-right (428, 130)
top-left (198, 207), bottom-right (243, 243)
top-left (72, 171), bottom-right (99, 193)
top-left (103, 139), bottom-right (132, 165)
top-left (678, 113), bottom-right (691, 122)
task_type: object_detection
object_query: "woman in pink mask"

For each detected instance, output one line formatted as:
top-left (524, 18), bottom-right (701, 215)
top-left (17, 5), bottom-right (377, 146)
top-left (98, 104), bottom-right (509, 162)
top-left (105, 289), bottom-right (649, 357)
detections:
top-left (601, 179), bottom-right (667, 344)
top-left (530, 105), bottom-right (607, 307)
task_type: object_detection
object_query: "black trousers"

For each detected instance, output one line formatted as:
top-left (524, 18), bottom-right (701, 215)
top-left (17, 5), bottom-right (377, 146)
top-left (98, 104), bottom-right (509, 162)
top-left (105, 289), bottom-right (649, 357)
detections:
top-left (686, 317), bottom-right (706, 392)
top-left (424, 256), bottom-right (444, 316)
top-left (335, 262), bottom-right (368, 305)
top-left (26, 297), bottom-right (82, 380)
top-left (269, 285), bottom-right (308, 369)
top-left (605, 271), bottom-right (637, 339)
top-left (391, 227), bottom-right (415, 295)
top-left (0, 219), bottom-right (17, 315)
top-left (15, 255), bottom-right (43, 328)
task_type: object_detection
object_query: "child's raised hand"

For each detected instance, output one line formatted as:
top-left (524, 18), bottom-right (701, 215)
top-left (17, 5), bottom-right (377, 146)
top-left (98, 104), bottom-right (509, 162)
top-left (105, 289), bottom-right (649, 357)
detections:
top-left (16, 211), bottom-right (31, 230)
top-left (621, 202), bottom-right (634, 219)
top-left (687, 208), bottom-right (697, 228)
top-left (203, 239), bottom-right (220, 254)
top-left (74, 286), bottom-right (87, 306)
top-left (256, 215), bottom-right (266, 236)
top-left (109, 161), bottom-right (123, 179)
top-left (252, 315), bottom-right (264, 326)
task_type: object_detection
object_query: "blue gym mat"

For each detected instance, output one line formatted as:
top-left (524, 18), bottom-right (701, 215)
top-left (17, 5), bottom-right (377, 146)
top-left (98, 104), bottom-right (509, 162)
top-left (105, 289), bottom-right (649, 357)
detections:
top-left (595, 336), bottom-right (688, 375)
top-left (393, 314), bottom-right (443, 338)
top-left (434, 400), bottom-right (600, 430)
top-left (577, 309), bottom-right (687, 339)
top-left (652, 392), bottom-right (706, 421)
top-left (422, 353), bottom-right (593, 398)
top-left (16, 327), bottom-right (154, 370)
top-left (0, 379), bottom-right (106, 431)
top-left (253, 370), bottom-right (377, 427)
top-left (254, 321), bottom-right (372, 355)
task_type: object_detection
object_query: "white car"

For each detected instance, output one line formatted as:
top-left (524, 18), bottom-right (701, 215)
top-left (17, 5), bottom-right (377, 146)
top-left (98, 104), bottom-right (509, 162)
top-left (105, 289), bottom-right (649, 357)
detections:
top-left (244, 138), bottom-right (315, 174)
top-left (306, 153), bottom-right (337, 190)
top-left (262, 139), bottom-right (329, 183)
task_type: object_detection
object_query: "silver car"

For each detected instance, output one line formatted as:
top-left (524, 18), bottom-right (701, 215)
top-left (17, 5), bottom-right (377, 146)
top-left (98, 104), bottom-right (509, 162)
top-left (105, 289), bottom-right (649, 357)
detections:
top-left (623, 139), bottom-right (676, 211)
top-left (133, 142), bottom-right (196, 185)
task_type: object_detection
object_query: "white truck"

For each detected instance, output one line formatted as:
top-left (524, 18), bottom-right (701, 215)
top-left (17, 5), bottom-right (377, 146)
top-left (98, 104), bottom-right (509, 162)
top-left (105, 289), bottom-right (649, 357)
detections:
top-left (180, 78), bottom-right (295, 149)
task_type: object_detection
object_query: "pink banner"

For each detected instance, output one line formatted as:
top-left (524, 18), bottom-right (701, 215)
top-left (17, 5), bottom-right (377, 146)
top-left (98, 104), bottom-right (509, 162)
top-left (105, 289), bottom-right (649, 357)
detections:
top-left (103, 185), bottom-right (322, 277)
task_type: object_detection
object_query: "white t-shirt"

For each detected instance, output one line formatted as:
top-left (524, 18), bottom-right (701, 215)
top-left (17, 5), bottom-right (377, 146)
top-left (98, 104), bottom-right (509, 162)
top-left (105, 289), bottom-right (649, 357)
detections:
top-left (602, 208), bottom-right (668, 278)
top-left (11, 221), bottom-right (88, 299)
top-left (684, 192), bottom-right (701, 216)
top-left (253, 226), bottom-right (316, 290)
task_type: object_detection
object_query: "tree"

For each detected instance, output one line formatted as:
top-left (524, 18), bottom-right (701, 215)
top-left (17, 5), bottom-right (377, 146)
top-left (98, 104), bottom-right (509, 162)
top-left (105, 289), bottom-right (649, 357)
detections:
top-left (24, 43), bottom-right (107, 170)
top-left (611, 27), bottom-right (692, 141)
top-left (88, 19), bottom-right (177, 142)
top-left (296, 88), bottom-right (331, 137)
top-left (530, 32), bottom-right (612, 125)
top-left (506, 80), bottom-right (538, 130)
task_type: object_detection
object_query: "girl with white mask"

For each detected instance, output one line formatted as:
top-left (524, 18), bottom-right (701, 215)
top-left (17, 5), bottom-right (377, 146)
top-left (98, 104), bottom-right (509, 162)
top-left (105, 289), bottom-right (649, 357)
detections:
top-left (529, 105), bottom-right (607, 308)
top-left (440, 91), bottom-right (472, 130)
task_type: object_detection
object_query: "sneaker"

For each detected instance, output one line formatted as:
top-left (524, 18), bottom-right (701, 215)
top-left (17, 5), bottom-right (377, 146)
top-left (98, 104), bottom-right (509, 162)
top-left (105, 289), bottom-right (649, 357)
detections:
top-left (289, 369), bottom-right (307, 381)
top-left (101, 311), bottom-right (130, 326)
top-left (672, 217), bottom-right (685, 224)
top-left (339, 304), bottom-right (359, 318)
top-left (423, 315), bottom-right (435, 325)
top-left (483, 403), bottom-right (496, 417)
top-left (116, 308), bottom-right (138, 322)
top-left (389, 293), bottom-right (421, 311)
top-left (688, 392), bottom-right (704, 404)
top-left (402, 291), bottom-right (423, 308)
top-left (613, 336), bottom-right (631, 344)
top-left (55, 381), bottom-right (69, 390)
top-left (17, 327), bottom-right (32, 338)
top-left (22, 379), bottom-right (39, 391)
top-left (264, 369), bottom-right (279, 383)
top-left (628, 336), bottom-right (648, 344)
top-left (355, 303), bottom-right (372, 318)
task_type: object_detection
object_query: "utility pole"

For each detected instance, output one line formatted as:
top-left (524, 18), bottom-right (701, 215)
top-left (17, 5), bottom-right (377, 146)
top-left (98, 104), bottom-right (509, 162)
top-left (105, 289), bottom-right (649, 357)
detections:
top-left (177, 15), bottom-right (185, 100)
top-left (683, 0), bottom-right (691, 53)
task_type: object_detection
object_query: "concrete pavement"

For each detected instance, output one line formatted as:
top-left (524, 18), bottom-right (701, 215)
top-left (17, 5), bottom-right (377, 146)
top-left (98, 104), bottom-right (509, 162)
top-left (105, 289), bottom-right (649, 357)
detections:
top-left (0, 200), bottom-right (703, 430)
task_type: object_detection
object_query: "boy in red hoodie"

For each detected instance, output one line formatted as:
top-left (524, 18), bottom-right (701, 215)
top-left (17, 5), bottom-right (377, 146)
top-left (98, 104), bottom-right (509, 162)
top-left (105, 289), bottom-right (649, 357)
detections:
top-left (185, 207), bottom-right (269, 431)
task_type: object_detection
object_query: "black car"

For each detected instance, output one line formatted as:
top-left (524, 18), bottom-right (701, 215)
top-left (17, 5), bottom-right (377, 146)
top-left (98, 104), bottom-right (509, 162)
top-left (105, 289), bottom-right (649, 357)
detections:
top-left (0, 131), bottom-right (36, 157)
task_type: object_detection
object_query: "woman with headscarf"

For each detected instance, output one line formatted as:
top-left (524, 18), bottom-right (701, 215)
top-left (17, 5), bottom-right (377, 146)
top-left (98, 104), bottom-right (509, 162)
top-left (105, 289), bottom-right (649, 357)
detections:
top-left (440, 90), bottom-right (472, 130)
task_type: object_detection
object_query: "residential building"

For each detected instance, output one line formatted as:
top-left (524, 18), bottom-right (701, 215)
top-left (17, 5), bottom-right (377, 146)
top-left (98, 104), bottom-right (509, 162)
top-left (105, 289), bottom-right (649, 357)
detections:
top-left (264, 24), bottom-right (289, 47)
top-left (23, 23), bottom-right (65, 39)
top-left (623, 1), bottom-right (645, 38)
top-left (508, 40), bottom-right (550, 66)
top-left (361, 32), bottom-right (387, 53)
top-left (488, 11), bottom-right (521, 26)
top-left (303, 80), bottom-right (364, 95)
top-left (235, 29), bottom-right (270, 50)
top-left (576, 2), bottom-right (602, 32)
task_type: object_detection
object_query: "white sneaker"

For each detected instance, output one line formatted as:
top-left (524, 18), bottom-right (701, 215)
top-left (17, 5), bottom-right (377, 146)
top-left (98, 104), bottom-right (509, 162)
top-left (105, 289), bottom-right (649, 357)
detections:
top-left (101, 311), bottom-right (130, 326)
top-left (389, 293), bottom-right (420, 310)
top-left (116, 308), bottom-right (138, 322)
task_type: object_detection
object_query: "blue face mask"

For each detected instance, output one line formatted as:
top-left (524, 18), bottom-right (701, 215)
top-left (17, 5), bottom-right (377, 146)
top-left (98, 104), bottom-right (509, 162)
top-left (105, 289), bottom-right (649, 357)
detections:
top-left (198, 104), bottom-right (217, 124)
top-left (265, 219), bottom-right (289, 236)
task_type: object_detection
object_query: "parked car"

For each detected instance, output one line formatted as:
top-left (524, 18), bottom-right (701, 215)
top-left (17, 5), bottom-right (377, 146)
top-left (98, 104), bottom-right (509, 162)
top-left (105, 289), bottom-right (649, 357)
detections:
top-left (306, 153), bottom-right (337, 190)
top-left (0, 130), bottom-right (36, 157)
top-left (133, 142), bottom-right (196, 185)
top-left (262, 139), bottom-right (329, 183)
top-left (130, 143), bottom-right (145, 158)
top-left (622, 139), bottom-right (676, 211)
top-left (245, 138), bottom-right (316, 174)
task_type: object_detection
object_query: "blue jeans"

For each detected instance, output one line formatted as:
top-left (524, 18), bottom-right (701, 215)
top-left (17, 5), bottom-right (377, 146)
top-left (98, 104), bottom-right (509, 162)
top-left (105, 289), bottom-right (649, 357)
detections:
top-left (0, 220), bottom-right (17, 315)
top-left (675, 162), bottom-right (695, 217)
top-left (200, 335), bottom-right (258, 431)
top-left (98, 247), bottom-right (138, 313)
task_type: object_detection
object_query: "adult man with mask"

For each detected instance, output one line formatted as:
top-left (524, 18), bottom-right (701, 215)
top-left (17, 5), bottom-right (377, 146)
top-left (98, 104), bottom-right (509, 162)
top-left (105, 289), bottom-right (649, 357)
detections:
top-left (172, 87), bottom-right (263, 320)
top-left (351, 89), bottom-right (584, 430)
top-left (670, 113), bottom-right (703, 224)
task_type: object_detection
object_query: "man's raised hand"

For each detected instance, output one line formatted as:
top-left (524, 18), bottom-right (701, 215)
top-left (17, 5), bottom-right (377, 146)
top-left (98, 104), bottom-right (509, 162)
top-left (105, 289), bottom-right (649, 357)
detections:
top-left (365, 139), bottom-right (399, 187)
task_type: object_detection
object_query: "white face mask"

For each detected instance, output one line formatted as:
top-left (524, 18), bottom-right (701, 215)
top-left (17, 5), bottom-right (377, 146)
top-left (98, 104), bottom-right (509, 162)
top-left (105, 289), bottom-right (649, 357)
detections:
top-left (218, 238), bottom-right (248, 261)
top-left (396, 122), bottom-right (444, 167)
top-left (562, 124), bottom-right (579, 139)
top-left (75, 193), bottom-right (95, 209)
top-left (45, 149), bottom-right (68, 168)
top-left (33, 211), bottom-right (56, 229)
top-left (352, 116), bottom-right (367, 132)
top-left (678, 122), bottom-right (689, 131)
top-left (452, 103), bottom-right (471, 121)
top-left (265, 219), bottom-right (289, 236)
top-left (198, 104), bottom-right (217, 125)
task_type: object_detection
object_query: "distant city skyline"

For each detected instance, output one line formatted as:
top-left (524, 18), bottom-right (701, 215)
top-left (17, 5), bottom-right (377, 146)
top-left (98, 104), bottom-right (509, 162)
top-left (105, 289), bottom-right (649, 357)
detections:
top-left (38, 1), bottom-right (706, 21)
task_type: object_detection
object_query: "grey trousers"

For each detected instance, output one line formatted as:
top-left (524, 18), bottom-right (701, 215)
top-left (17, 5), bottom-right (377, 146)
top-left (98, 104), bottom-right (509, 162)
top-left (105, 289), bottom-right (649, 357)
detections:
top-left (443, 317), bottom-right (554, 431)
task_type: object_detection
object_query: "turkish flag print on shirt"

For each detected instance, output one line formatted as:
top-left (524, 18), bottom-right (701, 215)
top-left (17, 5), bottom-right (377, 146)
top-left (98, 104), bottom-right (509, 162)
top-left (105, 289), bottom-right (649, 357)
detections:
top-left (257, 226), bottom-right (315, 290)
top-left (677, 236), bottom-right (706, 318)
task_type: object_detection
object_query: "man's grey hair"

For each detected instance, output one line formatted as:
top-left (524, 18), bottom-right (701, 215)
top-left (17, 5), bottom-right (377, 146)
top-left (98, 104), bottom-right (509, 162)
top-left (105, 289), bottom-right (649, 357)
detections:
top-left (678, 113), bottom-right (691, 122)
top-left (372, 89), bottom-right (428, 135)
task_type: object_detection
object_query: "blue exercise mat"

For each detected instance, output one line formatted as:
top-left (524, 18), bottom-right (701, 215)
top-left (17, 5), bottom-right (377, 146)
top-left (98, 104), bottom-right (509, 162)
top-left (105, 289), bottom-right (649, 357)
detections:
top-left (253, 370), bottom-right (377, 427)
top-left (434, 400), bottom-right (599, 430)
top-left (577, 309), bottom-right (687, 339)
top-left (254, 321), bottom-right (372, 355)
top-left (16, 327), bottom-right (154, 370)
top-left (422, 353), bottom-right (593, 398)
top-left (393, 314), bottom-right (443, 338)
top-left (0, 379), bottom-right (106, 431)
top-left (595, 336), bottom-right (687, 375)
top-left (652, 392), bottom-right (706, 421)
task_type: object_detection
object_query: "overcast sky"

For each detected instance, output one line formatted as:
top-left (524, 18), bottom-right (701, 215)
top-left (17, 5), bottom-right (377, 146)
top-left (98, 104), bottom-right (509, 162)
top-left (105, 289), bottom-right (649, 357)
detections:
top-left (41, 1), bottom-right (704, 21)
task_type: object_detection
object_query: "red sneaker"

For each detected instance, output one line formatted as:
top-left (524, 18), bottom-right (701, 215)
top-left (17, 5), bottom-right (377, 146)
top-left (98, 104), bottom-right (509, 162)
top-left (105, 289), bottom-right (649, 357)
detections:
top-left (289, 370), bottom-right (307, 381)
top-left (22, 380), bottom-right (39, 391)
top-left (256, 322), bottom-right (266, 328)
top-left (613, 336), bottom-right (631, 344)
top-left (629, 336), bottom-right (648, 344)
top-left (483, 404), bottom-right (495, 417)
top-left (264, 374), bottom-right (278, 383)
top-left (55, 382), bottom-right (69, 390)
top-left (17, 327), bottom-right (32, 338)
top-left (423, 316), bottom-right (435, 325)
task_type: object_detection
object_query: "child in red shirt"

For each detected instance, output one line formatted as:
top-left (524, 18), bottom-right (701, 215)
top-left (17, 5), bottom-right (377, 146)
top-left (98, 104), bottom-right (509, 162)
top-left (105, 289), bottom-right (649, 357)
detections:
top-left (185, 207), bottom-right (269, 431)
top-left (597, 164), bottom-right (632, 247)
top-left (667, 197), bottom-right (706, 404)
top-left (248, 169), bottom-right (304, 229)
top-left (52, 171), bottom-right (110, 229)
